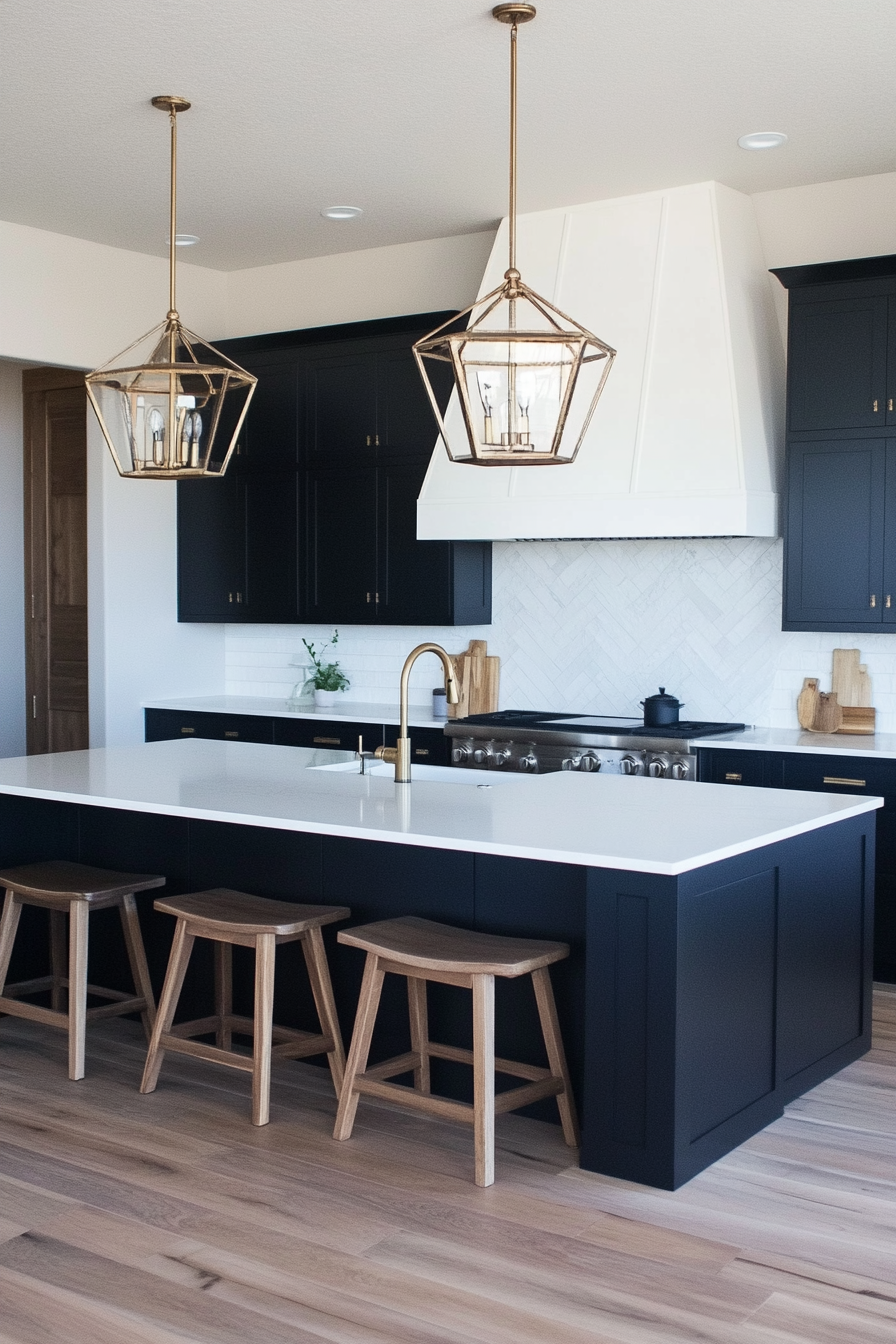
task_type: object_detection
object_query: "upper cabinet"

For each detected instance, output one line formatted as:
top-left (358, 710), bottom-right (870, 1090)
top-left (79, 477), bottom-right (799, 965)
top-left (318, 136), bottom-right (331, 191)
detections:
top-left (177, 314), bottom-right (491, 626)
top-left (776, 258), bottom-right (896, 631)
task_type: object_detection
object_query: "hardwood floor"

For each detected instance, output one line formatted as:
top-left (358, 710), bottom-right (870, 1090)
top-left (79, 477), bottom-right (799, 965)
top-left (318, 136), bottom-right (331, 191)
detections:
top-left (0, 987), bottom-right (892, 1342)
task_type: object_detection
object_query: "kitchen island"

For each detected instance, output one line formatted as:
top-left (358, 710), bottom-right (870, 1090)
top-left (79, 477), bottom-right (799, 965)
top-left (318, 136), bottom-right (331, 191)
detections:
top-left (0, 739), bottom-right (880, 1189)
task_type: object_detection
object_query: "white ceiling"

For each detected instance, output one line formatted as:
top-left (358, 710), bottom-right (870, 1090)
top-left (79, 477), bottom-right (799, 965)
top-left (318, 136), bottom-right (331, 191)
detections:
top-left (2, 0), bottom-right (896, 272)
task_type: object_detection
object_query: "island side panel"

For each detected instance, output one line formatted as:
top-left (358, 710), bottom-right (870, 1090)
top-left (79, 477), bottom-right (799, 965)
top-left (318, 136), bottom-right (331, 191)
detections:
top-left (582, 812), bottom-right (875, 1189)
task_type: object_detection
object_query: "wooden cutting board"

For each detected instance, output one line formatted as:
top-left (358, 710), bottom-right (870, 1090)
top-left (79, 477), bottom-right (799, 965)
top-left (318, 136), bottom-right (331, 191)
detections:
top-left (830, 647), bottom-right (875, 732)
top-left (796, 678), bottom-right (820, 730)
top-left (448, 640), bottom-right (500, 719)
top-left (808, 692), bottom-right (843, 734)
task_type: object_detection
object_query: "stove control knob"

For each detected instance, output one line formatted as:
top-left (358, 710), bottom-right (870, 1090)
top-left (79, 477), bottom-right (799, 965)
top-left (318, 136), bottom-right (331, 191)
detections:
top-left (620, 755), bottom-right (643, 776)
top-left (519, 753), bottom-right (538, 773)
top-left (452, 745), bottom-right (471, 764)
top-left (561, 756), bottom-right (582, 771)
top-left (579, 753), bottom-right (601, 772)
top-left (671, 759), bottom-right (690, 780)
top-left (493, 746), bottom-right (511, 768)
top-left (647, 756), bottom-right (668, 778)
top-left (472, 746), bottom-right (493, 766)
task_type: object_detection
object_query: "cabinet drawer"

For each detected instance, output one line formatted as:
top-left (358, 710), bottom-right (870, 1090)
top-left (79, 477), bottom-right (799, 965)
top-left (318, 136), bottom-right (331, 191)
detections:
top-left (780, 753), bottom-right (893, 801)
top-left (273, 718), bottom-right (383, 752)
top-left (383, 724), bottom-right (450, 766)
top-left (697, 749), bottom-right (771, 787)
top-left (144, 709), bottom-right (274, 743)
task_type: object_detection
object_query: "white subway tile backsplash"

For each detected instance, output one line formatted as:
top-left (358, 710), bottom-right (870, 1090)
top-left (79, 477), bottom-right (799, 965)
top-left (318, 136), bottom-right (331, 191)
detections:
top-left (224, 539), bottom-right (896, 731)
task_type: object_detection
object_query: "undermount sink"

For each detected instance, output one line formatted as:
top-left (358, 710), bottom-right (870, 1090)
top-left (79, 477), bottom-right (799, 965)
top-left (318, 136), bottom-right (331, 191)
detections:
top-left (312, 761), bottom-right (529, 785)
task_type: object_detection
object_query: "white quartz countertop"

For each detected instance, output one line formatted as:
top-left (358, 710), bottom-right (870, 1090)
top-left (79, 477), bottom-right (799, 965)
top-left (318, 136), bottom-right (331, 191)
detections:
top-left (0, 740), bottom-right (880, 877)
top-left (701, 727), bottom-right (896, 760)
top-left (142, 695), bottom-right (446, 731)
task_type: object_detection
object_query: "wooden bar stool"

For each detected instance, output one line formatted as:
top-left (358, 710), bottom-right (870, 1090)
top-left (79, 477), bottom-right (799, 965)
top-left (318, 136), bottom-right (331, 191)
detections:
top-left (0, 860), bottom-right (163, 1080)
top-left (141, 889), bottom-right (349, 1125)
top-left (333, 915), bottom-right (580, 1186)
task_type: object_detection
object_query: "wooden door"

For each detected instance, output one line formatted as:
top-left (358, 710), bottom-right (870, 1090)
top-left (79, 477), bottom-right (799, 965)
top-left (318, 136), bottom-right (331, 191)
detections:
top-left (783, 438), bottom-right (885, 630)
top-left (23, 369), bottom-right (90, 753)
top-left (787, 296), bottom-right (889, 432)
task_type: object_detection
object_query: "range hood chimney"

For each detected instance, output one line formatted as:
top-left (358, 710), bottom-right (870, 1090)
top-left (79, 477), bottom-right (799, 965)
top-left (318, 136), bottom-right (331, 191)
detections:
top-left (417, 181), bottom-right (783, 540)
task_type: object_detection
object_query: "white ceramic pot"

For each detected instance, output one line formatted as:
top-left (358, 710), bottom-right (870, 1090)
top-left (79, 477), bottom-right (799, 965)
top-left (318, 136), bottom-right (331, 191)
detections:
top-left (314, 689), bottom-right (339, 709)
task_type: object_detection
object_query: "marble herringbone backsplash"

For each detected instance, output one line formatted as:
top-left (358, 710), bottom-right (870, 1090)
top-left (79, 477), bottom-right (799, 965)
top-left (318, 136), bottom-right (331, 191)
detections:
top-left (225, 538), bottom-right (896, 732)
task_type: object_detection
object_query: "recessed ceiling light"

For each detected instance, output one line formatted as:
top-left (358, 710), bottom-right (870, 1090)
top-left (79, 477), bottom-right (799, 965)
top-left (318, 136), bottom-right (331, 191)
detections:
top-left (321, 205), bottom-right (363, 221)
top-left (737, 131), bottom-right (788, 150)
top-left (166, 234), bottom-right (200, 246)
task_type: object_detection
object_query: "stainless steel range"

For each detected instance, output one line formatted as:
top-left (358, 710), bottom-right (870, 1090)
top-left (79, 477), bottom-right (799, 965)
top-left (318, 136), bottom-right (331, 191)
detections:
top-left (445, 711), bottom-right (746, 781)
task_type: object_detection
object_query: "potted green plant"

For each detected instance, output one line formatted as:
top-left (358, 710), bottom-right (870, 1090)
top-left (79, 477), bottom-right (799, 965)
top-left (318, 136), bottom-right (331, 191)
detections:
top-left (302, 631), bottom-right (350, 709)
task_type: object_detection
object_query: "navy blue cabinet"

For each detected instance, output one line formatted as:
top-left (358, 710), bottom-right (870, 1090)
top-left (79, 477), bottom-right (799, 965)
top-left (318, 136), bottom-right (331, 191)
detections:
top-left (177, 313), bottom-right (491, 626)
top-left (699, 744), bottom-right (896, 981)
top-left (775, 258), bottom-right (896, 632)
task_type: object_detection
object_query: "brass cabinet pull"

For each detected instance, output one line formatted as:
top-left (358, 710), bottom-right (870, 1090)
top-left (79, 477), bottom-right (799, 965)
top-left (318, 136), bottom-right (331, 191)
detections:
top-left (871, 594), bottom-right (877, 608)
top-left (724, 772), bottom-right (742, 781)
top-left (889, 398), bottom-right (894, 412)
top-left (366, 592), bottom-right (372, 603)
top-left (375, 434), bottom-right (380, 446)
top-left (888, 595), bottom-right (893, 609)
top-left (236, 592), bottom-right (243, 604)
top-left (224, 730), bottom-right (239, 738)
top-left (366, 435), bottom-right (372, 446)
top-left (180, 726), bottom-right (195, 734)
top-left (228, 593), bottom-right (233, 603)
top-left (313, 735), bottom-right (341, 745)
top-left (874, 399), bottom-right (880, 412)
top-left (823, 776), bottom-right (866, 787)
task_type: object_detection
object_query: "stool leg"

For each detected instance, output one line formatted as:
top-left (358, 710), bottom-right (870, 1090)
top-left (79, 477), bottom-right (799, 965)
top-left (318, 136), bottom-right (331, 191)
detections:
top-left (0, 890), bottom-right (23, 999)
top-left (68, 901), bottom-right (89, 1081)
top-left (301, 925), bottom-right (345, 1093)
top-left (49, 910), bottom-right (66, 1012)
top-left (119, 894), bottom-right (157, 1039)
top-left (333, 953), bottom-right (384, 1142)
top-left (252, 933), bottom-right (276, 1126)
top-left (472, 973), bottom-right (495, 1188)
top-left (214, 942), bottom-right (233, 1051)
top-left (140, 921), bottom-right (194, 1096)
top-left (531, 965), bottom-right (580, 1148)
top-left (407, 976), bottom-right (430, 1093)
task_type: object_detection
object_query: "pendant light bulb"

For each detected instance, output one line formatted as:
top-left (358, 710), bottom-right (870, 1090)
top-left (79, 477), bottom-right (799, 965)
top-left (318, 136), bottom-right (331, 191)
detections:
top-left (85, 96), bottom-right (256, 479)
top-left (413, 4), bottom-right (616, 466)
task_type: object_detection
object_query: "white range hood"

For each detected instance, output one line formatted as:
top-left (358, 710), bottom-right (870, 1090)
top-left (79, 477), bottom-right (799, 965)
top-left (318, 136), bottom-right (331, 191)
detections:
top-left (417, 181), bottom-right (783, 541)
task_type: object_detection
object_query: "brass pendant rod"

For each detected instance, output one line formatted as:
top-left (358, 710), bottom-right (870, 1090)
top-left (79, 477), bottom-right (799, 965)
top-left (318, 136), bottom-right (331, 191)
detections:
top-left (508, 18), bottom-right (518, 277)
top-left (168, 106), bottom-right (178, 324)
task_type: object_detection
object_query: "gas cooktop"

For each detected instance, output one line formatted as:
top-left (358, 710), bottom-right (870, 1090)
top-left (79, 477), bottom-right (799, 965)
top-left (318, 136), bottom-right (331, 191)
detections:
top-left (460, 711), bottom-right (746, 740)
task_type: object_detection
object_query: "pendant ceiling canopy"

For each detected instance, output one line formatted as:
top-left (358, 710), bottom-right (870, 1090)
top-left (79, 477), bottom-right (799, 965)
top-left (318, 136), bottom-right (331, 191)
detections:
top-left (414, 4), bottom-right (616, 467)
top-left (86, 96), bottom-right (256, 479)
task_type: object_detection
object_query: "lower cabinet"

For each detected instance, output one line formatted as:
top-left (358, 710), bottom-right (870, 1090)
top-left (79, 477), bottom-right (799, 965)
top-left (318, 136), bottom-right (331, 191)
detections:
top-left (144, 709), bottom-right (450, 766)
top-left (699, 746), bottom-right (896, 980)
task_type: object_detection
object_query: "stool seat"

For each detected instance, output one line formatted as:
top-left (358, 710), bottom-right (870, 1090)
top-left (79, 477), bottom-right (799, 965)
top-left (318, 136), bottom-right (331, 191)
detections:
top-left (141, 888), bottom-right (349, 1125)
top-left (339, 916), bottom-right (569, 978)
top-left (0, 859), bottom-right (162, 1080)
top-left (0, 861), bottom-right (164, 907)
top-left (154, 889), bottom-right (349, 940)
top-left (334, 915), bottom-right (579, 1186)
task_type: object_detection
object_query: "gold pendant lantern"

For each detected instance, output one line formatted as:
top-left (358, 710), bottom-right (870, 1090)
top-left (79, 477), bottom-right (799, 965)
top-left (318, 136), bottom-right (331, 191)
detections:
top-left (86, 97), bottom-right (256, 479)
top-left (414, 4), bottom-right (616, 466)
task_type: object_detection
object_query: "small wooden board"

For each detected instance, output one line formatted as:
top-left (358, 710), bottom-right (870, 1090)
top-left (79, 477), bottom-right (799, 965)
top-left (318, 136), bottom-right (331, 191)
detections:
top-left (448, 641), bottom-right (500, 719)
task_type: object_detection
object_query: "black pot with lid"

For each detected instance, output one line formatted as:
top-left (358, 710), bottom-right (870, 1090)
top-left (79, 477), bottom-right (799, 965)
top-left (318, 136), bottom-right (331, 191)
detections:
top-left (640, 687), bottom-right (685, 727)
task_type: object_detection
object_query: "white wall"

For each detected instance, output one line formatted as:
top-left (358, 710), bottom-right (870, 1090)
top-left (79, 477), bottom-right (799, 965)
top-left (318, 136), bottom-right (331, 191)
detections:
top-left (0, 360), bottom-right (28, 757)
top-left (0, 220), bottom-right (227, 368)
top-left (86, 416), bottom-right (224, 747)
top-left (223, 231), bottom-right (496, 338)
